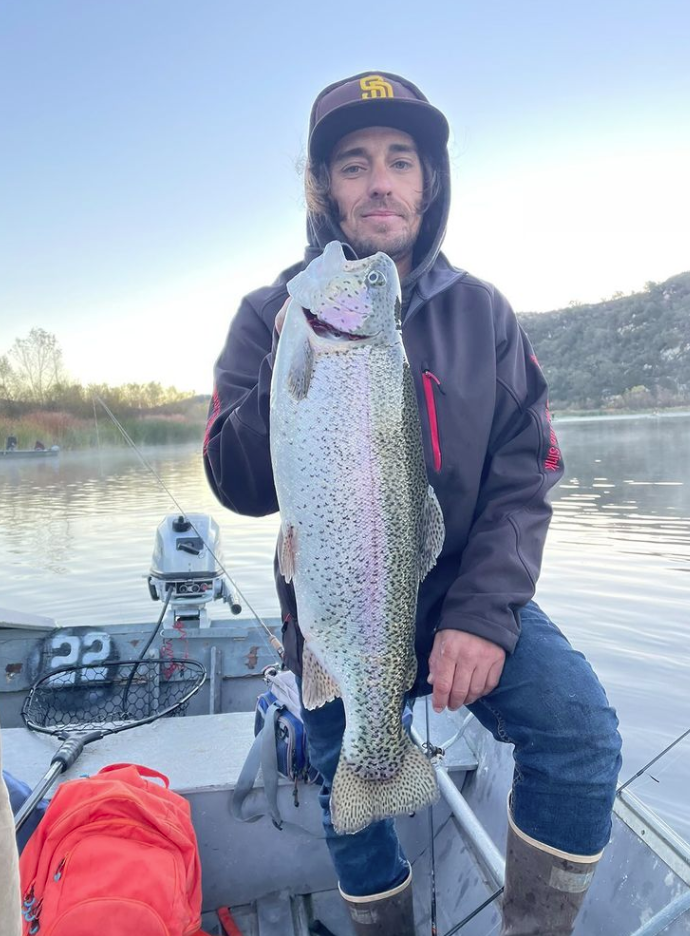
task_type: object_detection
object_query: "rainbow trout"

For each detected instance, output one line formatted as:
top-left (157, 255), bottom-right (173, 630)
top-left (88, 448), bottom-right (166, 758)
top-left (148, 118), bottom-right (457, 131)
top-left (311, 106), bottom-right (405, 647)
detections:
top-left (270, 241), bottom-right (444, 834)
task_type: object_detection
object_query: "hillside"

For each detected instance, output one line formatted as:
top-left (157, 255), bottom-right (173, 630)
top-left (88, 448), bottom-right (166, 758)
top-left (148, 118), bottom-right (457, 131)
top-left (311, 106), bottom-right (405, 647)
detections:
top-left (519, 272), bottom-right (690, 410)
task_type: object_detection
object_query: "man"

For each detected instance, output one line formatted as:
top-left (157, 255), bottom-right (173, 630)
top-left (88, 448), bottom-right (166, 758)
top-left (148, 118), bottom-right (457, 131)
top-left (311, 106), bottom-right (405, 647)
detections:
top-left (204, 71), bottom-right (622, 935)
top-left (1, 723), bottom-right (21, 936)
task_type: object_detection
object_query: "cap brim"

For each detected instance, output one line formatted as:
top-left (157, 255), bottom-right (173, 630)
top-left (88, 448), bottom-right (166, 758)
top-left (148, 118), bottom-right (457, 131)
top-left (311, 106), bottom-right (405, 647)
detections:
top-left (309, 99), bottom-right (449, 161)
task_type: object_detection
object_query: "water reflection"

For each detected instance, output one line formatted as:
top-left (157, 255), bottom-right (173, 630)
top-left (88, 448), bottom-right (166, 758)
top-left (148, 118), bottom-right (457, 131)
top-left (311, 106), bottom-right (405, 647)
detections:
top-left (1, 417), bottom-right (689, 839)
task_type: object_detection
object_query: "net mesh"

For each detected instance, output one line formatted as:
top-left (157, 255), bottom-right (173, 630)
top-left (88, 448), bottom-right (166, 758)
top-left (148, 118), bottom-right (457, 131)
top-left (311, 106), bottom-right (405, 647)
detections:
top-left (23, 659), bottom-right (205, 733)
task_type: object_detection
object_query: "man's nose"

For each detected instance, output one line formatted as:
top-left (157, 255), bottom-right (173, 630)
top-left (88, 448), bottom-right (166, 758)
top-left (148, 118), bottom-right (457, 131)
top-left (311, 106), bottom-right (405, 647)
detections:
top-left (368, 164), bottom-right (394, 198)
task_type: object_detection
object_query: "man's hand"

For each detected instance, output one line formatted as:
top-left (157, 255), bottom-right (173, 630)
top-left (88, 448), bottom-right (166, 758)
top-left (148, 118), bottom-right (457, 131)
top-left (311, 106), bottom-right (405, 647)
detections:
top-left (428, 630), bottom-right (506, 712)
top-left (274, 298), bottom-right (290, 335)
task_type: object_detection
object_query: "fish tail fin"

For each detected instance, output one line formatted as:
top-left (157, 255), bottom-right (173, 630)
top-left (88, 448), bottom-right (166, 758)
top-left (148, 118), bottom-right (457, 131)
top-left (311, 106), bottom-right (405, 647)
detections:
top-left (330, 740), bottom-right (438, 835)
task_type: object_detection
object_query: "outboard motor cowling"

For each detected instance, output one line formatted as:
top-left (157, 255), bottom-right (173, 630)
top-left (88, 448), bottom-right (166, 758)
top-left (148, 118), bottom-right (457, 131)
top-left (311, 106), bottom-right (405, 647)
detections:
top-left (148, 513), bottom-right (241, 627)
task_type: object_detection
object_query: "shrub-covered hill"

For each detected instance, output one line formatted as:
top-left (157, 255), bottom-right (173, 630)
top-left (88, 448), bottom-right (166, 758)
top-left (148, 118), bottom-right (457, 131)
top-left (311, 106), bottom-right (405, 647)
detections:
top-left (518, 272), bottom-right (690, 410)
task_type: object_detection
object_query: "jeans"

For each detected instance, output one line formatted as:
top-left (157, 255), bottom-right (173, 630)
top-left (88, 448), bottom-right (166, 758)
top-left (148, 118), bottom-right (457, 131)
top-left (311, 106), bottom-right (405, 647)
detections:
top-left (298, 600), bottom-right (622, 897)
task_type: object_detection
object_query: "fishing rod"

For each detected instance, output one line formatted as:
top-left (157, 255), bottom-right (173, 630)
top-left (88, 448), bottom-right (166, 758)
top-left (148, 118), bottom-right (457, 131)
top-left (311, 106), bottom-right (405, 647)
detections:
top-left (617, 725), bottom-right (690, 795)
top-left (425, 696), bottom-right (439, 936)
top-left (93, 396), bottom-right (284, 661)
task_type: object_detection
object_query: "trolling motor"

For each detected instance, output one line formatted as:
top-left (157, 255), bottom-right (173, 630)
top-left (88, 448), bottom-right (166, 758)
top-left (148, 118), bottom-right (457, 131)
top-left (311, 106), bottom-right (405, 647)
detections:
top-left (147, 513), bottom-right (241, 628)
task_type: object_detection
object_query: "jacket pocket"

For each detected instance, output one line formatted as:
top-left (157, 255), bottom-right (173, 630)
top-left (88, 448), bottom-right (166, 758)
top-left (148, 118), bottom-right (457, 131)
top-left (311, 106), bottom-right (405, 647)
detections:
top-left (422, 369), bottom-right (443, 472)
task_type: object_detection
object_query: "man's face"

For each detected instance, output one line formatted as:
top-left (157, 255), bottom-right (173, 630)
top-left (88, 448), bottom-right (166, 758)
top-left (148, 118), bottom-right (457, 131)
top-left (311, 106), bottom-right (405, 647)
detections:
top-left (328, 126), bottom-right (424, 274)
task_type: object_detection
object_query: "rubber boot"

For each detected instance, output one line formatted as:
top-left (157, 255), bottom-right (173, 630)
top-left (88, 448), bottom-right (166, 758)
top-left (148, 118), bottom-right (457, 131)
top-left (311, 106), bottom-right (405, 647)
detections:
top-left (340, 866), bottom-right (415, 936)
top-left (501, 813), bottom-right (602, 935)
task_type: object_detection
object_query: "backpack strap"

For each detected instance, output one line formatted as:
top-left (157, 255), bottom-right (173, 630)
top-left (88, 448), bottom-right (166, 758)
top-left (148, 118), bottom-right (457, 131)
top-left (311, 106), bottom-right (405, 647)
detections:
top-left (232, 703), bottom-right (320, 838)
top-left (232, 702), bottom-right (283, 828)
top-left (97, 764), bottom-right (170, 787)
top-left (217, 906), bottom-right (243, 936)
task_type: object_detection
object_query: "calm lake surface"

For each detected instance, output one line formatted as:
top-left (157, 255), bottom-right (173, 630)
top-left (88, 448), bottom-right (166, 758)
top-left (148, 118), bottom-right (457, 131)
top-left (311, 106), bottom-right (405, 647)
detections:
top-left (2, 414), bottom-right (689, 840)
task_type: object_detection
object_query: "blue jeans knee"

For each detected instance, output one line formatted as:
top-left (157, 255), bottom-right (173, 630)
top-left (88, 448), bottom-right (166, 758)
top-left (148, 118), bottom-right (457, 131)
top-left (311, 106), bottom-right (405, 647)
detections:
top-left (469, 601), bottom-right (622, 855)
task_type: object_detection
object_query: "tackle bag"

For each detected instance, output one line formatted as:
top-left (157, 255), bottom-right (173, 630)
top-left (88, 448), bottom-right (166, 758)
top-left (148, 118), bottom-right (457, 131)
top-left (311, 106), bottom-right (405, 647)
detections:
top-left (253, 666), bottom-right (320, 786)
top-left (18, 762), bottom-right (210, 936)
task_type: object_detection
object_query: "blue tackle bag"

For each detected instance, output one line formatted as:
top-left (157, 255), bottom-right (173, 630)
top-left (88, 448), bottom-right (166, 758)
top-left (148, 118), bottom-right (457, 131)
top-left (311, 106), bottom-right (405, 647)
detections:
top-left (233, 666), bottom-right (320, 832)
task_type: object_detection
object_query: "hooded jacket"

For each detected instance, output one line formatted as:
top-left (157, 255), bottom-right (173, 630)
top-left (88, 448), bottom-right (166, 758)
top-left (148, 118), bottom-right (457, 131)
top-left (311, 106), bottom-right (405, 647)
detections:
top-left (203, 108), bottom-right (563, 694)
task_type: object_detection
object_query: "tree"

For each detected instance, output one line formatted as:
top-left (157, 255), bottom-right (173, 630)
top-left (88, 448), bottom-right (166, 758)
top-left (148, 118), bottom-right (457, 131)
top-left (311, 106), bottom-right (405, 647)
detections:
top-left (6, 328), bottom-right (67, 404)
top-left (0, 354), bottom-right (16, 401)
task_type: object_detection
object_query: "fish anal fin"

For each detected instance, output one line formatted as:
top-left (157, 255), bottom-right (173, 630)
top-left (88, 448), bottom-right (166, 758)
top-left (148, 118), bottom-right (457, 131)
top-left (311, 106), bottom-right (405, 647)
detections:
top-left (287, 339), bottom-right (314, 401)
top-left (330, 740), bottom-right (439, 835)
top-left (419, 485), bottom-right (445, 582)
top-left (277, 523), bottom-right (297, 583)
top-left (301, 644), bottom-right (340, 709)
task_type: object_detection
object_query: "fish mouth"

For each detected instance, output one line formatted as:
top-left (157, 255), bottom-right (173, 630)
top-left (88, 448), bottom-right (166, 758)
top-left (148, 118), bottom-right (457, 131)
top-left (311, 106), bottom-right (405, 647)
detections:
top-left (304, 310), bottom-right (370, 342)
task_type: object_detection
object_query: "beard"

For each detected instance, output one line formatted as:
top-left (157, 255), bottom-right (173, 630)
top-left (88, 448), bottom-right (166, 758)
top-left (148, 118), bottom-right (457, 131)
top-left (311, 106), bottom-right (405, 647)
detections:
top-left (336, 200), bottom-right (423, 263)
top-left (345, 226), bottom-right (418, 263)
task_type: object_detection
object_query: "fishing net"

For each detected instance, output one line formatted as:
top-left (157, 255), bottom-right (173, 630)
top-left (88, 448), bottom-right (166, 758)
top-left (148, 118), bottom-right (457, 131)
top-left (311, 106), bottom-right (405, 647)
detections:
top-left (22, 659), bottom-right (206, 735)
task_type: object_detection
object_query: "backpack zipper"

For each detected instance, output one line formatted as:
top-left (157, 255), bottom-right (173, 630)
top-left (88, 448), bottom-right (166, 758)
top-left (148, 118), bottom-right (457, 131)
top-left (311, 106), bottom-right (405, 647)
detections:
top-left (422, 369), bottom-right (443, 472)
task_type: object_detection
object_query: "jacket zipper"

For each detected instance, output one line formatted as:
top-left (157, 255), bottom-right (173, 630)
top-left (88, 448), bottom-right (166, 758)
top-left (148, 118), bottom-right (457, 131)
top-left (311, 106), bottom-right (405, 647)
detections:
top-left (422, 370), bottom-right (443, 472)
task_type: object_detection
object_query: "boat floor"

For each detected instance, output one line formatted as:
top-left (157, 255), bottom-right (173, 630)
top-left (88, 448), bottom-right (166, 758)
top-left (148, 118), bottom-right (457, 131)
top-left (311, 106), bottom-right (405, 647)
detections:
top-left (200, 890), bottom-right (356, 936)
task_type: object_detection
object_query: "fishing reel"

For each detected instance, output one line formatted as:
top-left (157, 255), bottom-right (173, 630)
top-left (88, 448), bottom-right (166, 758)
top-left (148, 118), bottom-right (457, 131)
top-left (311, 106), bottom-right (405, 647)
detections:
top-left (147, 513), bottom-right (241, 628)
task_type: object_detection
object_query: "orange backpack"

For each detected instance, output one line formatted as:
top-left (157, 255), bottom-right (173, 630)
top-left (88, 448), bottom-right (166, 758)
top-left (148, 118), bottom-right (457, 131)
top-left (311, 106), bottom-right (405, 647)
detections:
top-left (19, 763), bottom-right (209, 936)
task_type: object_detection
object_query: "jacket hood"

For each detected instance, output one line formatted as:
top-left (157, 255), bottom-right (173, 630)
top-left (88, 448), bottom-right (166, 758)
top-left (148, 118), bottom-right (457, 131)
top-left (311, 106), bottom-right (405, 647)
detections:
top-left (304, 71), bottom-right (452, 296)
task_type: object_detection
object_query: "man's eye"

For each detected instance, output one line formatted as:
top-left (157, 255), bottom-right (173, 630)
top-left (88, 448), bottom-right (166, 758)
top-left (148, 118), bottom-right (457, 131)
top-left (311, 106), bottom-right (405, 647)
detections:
top-left (392, 160), bottom-right (412, 170)
top-left (342, 165), bottom-right (364, 175)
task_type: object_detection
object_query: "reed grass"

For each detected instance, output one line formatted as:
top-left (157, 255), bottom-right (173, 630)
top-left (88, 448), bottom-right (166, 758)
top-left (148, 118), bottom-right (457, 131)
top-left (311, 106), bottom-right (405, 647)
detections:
top-left (0, 411), bottom-right (205, 450)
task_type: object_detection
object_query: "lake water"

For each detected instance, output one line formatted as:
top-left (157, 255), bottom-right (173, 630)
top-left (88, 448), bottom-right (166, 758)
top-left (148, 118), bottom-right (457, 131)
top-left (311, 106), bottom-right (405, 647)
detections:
top-left (2, 413), bottom-right (689, 841)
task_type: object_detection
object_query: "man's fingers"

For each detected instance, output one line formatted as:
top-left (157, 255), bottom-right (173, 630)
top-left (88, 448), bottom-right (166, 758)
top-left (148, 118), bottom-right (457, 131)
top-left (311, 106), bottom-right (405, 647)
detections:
top-left (464, 674), bottom-right (488, 707)
top-left (448, 670), bottom-right (473, 711)
top-left (429, 648), bottom-right (456, 713)
top-left (486, 658), bottom-right (505, 694)
top-left (431, 670), bottom-right (454, 713)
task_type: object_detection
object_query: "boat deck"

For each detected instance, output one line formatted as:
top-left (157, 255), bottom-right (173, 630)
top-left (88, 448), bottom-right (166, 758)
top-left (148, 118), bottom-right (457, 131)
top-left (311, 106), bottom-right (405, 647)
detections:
top-left (4, 710), bottom-right (481, 936)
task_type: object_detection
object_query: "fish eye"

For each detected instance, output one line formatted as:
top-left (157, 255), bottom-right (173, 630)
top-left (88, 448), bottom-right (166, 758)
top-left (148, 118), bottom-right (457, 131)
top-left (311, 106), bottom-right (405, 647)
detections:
top-left (366, 270), bottom-right (386, 287)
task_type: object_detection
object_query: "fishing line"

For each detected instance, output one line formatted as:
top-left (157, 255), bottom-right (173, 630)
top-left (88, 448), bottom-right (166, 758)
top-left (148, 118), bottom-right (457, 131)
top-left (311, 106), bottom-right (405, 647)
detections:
top-left (440, 886), bottom-right (504, 936)
top-left (93, 396), bottom-right (283, 661)
top-left (425, 695), bottom-right (438, 936)
top-left (616, 725), bottom-right (690, 795)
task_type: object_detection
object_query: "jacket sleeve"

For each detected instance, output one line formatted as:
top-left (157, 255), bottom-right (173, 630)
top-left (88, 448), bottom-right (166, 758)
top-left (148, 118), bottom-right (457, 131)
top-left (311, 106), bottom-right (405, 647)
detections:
top-left (437, 292), bottom-right (564, 652)
top-left (203, 292), bottom-right (285, 517)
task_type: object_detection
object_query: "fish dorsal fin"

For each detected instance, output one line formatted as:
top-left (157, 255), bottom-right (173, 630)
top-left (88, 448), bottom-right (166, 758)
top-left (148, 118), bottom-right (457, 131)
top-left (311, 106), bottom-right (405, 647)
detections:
top-left (287, 242), bottom-right (346, 310)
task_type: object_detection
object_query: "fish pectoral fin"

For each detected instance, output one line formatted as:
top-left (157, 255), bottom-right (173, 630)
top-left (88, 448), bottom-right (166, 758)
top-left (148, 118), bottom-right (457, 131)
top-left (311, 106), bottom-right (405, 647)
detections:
top-left (287, 338), bottom-right (314, 401)
top-left (277, 523), bottom-right (297, 583)
top-left (330, 741), bottom-right (439, 835)
top-left (301, 644), bottom-right (341, 709)
top-left (419, 485), bottom-right (445, 582)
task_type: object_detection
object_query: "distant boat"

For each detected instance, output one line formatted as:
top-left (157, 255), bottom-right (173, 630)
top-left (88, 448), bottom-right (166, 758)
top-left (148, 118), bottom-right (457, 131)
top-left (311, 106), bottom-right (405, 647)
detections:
top-left (0, 446), bottom-right (60, 459)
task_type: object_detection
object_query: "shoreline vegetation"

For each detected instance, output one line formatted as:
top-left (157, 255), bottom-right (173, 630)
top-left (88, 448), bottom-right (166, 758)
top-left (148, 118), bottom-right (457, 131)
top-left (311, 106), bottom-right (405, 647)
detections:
top-left (3, 402), bottom-right (690, 454)
top-left (0, 405), bottom-right (208, 451)
top-left (2, 270), bottom-right (688, 450)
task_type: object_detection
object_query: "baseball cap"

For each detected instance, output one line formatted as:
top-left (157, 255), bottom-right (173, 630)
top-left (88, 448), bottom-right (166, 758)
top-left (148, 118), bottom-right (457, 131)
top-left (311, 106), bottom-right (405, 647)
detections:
top-left (308, 71), bottom-right (449, 162)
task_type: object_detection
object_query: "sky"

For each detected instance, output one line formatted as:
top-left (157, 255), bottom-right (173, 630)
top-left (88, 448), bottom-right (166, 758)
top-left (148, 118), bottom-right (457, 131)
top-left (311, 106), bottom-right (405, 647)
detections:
top-left (1, 0), bottom-right (688, 394)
